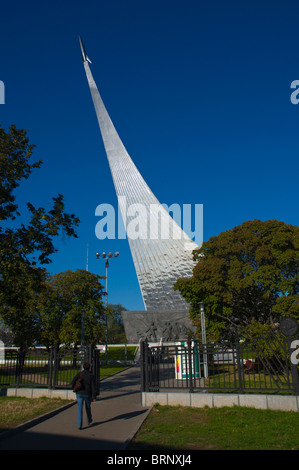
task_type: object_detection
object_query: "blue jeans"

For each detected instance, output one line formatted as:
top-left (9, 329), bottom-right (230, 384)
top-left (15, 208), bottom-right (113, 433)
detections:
top-left (76, 394), bottom-right (92, 428)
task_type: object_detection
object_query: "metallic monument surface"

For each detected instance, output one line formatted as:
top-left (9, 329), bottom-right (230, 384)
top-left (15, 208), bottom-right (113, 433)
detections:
top-left (79, 37), bottom-right (198, 311)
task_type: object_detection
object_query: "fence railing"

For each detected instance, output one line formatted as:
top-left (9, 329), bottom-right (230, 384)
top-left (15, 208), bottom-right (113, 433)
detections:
top-left (140, 331), bottom-right (299, 396)
top-left (0, 346), bottom-right (100, 392)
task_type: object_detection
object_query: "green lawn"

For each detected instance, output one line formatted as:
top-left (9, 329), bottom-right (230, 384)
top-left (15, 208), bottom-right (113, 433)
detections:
top-left (0, 396), bottom-right (72, 433)
top-left (100, 364), bottom-right (131, 379)
top-left (99, 345), bottom-right (138, 362)
top-left (128, 404), bottom-right (299, 450)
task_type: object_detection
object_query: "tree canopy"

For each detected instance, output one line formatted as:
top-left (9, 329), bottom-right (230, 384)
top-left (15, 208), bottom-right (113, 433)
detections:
top-left (174, 219), bottom-right (298, 341)
top-left (105, 304), bottom-right (127, 344)
top-left (37, 270), bottom-right (105, 348)
top-left (0, 125), bottom-right (79, 266)
top-left (0, 124), bottom-right (80, 348)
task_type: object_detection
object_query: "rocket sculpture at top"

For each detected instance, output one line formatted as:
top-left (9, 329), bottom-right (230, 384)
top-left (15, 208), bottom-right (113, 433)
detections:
top-left (79, 36), bottom-right (198, 311)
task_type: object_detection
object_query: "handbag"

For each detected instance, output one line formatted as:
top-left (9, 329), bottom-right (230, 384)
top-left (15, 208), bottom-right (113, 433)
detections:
top-left (73, 372), bottom-right (83, 392)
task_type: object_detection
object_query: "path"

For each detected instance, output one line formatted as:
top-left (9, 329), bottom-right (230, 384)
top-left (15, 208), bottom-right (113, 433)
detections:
top-left (0, 365), bottom-right (151, 450)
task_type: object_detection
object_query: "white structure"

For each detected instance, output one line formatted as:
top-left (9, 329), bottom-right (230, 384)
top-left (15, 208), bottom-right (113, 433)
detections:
top-left (79, 37), bottom-right (198, 311)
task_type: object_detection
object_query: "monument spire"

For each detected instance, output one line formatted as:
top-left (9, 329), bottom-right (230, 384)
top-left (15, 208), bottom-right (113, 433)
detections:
top-left (79, 37), bottom-right (198, 311)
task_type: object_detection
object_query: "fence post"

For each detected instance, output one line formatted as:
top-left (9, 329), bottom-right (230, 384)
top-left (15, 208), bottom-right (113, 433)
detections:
top-left (16, 349), bottom-right (26, 388)
top-left (89, 345), bottom-right (100, 396)
top-left (187, 337), bottom-right (194, 393)
top-left (235, 337), bottom-right (244, 393)
top-left (140, 340), bottom-right (145, 392)
top-left (52, 346), bottom-right (60, 389)
top-left (15, 350), bottom-right (22, 388)
top-left (48, 347), bottom-right (53, 389)
top-left (86, 344), bottom-right (93, 365)
top-left (96, 348), bottom-right (101, 396)
top-left (140, 339), bottom-right (149, 392)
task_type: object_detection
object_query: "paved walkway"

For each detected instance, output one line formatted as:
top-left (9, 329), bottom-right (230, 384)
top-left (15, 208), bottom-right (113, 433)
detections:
top-left (0, 366), bottom-right (151, 450)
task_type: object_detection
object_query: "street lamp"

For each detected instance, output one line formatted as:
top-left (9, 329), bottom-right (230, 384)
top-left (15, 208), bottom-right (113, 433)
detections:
top-left (96, 252), bottom-right (119, 363)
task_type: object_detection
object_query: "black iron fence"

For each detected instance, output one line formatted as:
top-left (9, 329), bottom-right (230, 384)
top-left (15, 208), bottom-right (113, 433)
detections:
top-left (140, 327), bottom-right (299, 396)
top-left (0, 345), bottom-right (100, 392)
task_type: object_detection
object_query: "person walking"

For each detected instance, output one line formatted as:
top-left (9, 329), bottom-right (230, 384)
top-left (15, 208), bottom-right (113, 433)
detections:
top-left (71, 362), bottom-right (97, 430)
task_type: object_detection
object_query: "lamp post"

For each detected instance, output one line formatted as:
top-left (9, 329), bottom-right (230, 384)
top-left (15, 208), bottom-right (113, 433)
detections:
top-left (96, 251), bottom-right (119, 364)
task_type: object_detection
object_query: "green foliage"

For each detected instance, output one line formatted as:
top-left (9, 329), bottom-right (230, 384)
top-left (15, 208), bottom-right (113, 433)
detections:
top-left (0, 124), bottom-right (80, 348)
top-left (37, 270), bottom-right (106, 347)
top-left (174, 220), bottom-right (298, 339)
top-left (106, 304), bottom-right (127, 344)
top-left (0, 124), bottom-right (40, 221)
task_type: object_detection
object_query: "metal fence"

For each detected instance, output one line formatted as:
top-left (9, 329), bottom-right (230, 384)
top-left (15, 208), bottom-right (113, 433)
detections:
top-left (140, 329), bottom-right (299, 396)
top-left (0, 345), bottom-right (100, 392)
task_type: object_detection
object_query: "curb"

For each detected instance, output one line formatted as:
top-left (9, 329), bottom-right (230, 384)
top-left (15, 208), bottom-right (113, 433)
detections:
top-left (120, 405), bottom-right (153, 450)
top-left (0, 400), bottom-right (76, 442)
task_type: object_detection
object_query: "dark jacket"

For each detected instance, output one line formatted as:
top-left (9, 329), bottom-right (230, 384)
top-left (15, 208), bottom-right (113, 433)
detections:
top-left (71, 370), bottom-right (96, 400)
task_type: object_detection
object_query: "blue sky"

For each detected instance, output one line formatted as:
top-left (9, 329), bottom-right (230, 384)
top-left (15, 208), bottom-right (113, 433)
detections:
top-left (1, 0), bottom-right (298, 310)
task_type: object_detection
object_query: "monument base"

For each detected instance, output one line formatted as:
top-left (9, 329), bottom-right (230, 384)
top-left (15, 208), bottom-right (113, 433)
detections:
top-left (121, 310), bottom-right (195, 344)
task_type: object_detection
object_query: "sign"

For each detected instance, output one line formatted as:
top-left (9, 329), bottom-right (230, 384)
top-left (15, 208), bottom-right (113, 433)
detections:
top-left (175, 341), bottom-right (200, 380)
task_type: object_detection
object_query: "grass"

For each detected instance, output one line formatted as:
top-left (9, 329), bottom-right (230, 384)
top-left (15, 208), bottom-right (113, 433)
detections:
top-left (100, 364), bottom-right (131, 379)
top-left (205, 364), bottom-right (293, 393)
top-left (128, 404), bottom-right (299, 450)
top-left (99, 345), bottom-right (138, 362)
top-left (0, 396), bottom-right (71, 433)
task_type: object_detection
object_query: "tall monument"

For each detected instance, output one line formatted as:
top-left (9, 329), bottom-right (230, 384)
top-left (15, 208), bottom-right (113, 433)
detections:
top-left (79, 37), bottom-right (197, 340)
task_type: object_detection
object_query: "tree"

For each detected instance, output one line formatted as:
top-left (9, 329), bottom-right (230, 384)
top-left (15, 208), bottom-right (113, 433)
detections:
top-left (37, 270), bottom-right (105, 348)
top-left (0, 318), bottom-right (14, 345)
top-left (106, 304), bottom-right (127, 344)
top-left (0, 125), bottom-right (80, 348)
top-left (174, 220), bottom-right (298, 341)
top-left (0, 261), bottom-right (43, 349)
